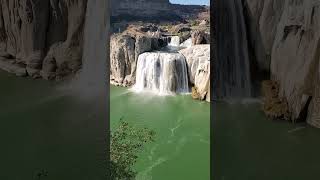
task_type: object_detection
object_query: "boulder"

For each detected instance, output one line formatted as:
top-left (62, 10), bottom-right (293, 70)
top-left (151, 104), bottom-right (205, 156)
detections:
top-left (110, 34), bottom-right (153, 86)
top-left (191, 30), bottom-right (210, 45)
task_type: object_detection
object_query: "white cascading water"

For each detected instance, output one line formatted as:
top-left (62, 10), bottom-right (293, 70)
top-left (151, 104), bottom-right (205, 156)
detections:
top-left (131, 52), bottom-right (189, 95)
top-left (168, 36), bottom-right (180, 47)
top-left (180, 38), bottom-right (192, 48)
top-left (213, 0), bottom-right (252, 99)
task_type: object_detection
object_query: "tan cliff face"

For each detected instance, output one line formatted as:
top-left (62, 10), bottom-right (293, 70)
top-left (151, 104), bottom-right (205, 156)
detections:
top-left (0, 0), bottom-right (87, 79)
top-left (242, 0), bottom-right (320, 126)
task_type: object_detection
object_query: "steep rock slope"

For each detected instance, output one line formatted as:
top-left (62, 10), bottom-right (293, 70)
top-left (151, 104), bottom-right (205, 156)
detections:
top-left (110, 33), bottom-right (153, 86)
top-left (243, 0), bottom-right (320, 126)
top-left (0, 0), bottom-right (87, 80)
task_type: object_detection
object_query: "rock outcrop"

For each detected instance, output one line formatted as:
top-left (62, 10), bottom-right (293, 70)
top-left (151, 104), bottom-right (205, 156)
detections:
top-left (180, 45), bottom-right (210, 102)
top-left (237, 0), bottom-right (320, 126)
top-left (110, 33), bottom-right (154, 86)
top-left (0, 0), bottom-right (88, 80)
top-left (191, 30), bottom-right (210, 45)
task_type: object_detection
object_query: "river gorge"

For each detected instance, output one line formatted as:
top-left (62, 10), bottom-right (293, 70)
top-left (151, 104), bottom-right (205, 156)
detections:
top-left (109, 1), bottom-right (210, 179)
top-left (1, 0), bottom-right (320, 179)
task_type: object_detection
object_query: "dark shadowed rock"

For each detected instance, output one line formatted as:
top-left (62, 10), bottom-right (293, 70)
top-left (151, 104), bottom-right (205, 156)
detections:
top-left (0, 0), bottom-right (88, 80)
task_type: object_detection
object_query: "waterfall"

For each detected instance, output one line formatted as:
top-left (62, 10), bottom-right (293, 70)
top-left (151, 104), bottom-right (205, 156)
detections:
top-left (131, 52), bottom-right (189, 95)
top-left (66, 0), bottom-right (108, 99)
top-left (169, 36), bottom-right (180, 47)
top-left (213, 0), bottom-right (252, 99)
top-left (180, 38), bottom-right (192, 48)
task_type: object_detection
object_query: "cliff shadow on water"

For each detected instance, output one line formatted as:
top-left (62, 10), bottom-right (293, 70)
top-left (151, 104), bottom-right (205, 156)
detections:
top-left (0, 0), bottom-right (109, 179)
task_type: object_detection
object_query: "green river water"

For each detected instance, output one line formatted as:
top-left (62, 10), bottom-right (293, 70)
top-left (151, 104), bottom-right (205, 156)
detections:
top-left (110, 86), bottom-right (210, 180)
top-left (0, 70), bottom-right (106, 180)
top-left (214, 101), bottom-right (320, 180)
top-left (3, 68), bottom-right (320, 180)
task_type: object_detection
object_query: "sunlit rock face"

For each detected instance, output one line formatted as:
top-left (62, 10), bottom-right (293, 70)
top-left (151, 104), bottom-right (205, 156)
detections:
top-left (131, 52), bottom-right (189, 95)
top-left (110, 34), bottom-right (153, 87)
top-left (180, 45), bottom-right (210, 101)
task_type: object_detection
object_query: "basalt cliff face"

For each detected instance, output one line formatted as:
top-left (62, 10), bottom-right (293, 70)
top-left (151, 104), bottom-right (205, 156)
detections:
top-left (0, 0), bottom-right (88, 80)
top-left (111, 0), bottom-right (206, 23)
top-left (229, 0), bottom-right (320, 127)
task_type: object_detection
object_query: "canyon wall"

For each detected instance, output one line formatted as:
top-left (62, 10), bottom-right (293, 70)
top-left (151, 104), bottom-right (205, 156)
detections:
top-left (111, 0), bottom-right (171, 16)
top-left (0, 0), bottom-right (88, 80)
top-left (242, 0), bottom-right (320, 126)
top-left (110, 0), bottom-right (207, 22)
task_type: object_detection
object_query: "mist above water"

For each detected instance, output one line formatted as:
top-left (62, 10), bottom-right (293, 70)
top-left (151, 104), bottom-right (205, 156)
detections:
top-left (63, 0), bottom-right (108, 100)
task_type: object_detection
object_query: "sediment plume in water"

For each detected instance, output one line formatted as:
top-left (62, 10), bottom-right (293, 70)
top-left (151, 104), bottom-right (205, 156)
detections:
top-left (131, 52), bottom-right (189, 95)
